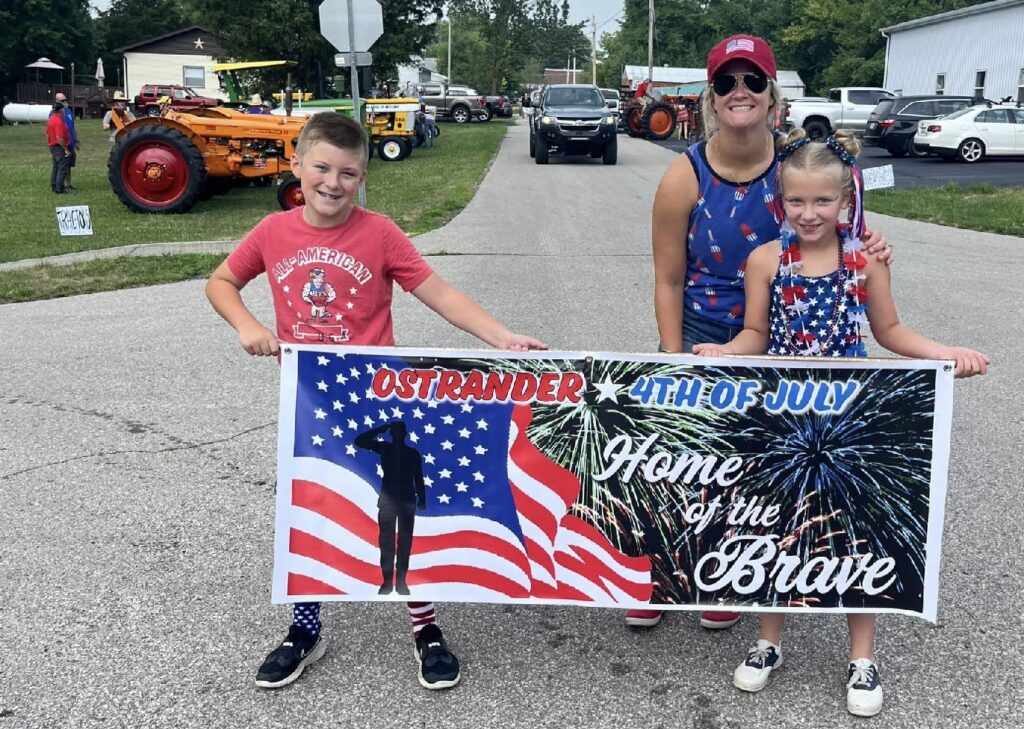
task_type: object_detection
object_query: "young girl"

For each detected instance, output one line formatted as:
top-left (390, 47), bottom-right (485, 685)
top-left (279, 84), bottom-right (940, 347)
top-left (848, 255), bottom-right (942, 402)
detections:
top-left (693, 128), bottom-right (989, 717)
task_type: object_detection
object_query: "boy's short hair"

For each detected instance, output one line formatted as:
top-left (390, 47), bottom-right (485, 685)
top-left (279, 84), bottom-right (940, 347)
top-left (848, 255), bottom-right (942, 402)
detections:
top-left (295, 112), bottom-right (368, 166)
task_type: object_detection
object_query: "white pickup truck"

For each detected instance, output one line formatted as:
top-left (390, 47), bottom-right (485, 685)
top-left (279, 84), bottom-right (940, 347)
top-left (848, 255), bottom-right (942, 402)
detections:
top-left (783, 87), bottom-right (893, 138)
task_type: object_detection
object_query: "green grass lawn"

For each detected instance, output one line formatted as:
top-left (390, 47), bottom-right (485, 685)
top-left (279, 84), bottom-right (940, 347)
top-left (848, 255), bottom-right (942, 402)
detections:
top-left (866, 183), bottom-right (1024, 237)
top-left (0, 117), bottom-right (511, 265)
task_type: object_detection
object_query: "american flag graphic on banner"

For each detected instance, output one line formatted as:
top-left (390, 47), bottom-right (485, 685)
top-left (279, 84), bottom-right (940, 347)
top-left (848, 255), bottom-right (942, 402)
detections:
top-left (272, 347), bottom-right (653, 606)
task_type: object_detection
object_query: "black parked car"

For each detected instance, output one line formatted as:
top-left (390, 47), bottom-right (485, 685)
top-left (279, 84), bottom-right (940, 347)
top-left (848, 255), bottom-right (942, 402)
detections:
top-left (864, 95), bottom-right (977, 157)
top-left (529, 84), bottom-right (618, 165)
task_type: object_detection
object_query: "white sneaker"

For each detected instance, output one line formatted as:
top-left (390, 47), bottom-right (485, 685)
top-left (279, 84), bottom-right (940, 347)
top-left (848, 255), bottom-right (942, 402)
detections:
top-left (847, 658), bottom-right (884, 717)
top-left (733, 639), bottom-right (783, 692)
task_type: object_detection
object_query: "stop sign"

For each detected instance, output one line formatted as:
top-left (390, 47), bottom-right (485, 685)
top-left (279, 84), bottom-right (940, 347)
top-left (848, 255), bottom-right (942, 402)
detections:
top-left (318, 0), bottom-right (384, 53)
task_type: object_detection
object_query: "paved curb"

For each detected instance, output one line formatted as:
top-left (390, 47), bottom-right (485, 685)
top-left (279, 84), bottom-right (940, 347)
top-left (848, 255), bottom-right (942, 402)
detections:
top-left (0, 240), bottom-right (241, 272)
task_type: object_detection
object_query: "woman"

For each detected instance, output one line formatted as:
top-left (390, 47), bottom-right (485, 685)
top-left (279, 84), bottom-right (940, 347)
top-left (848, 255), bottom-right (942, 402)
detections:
top-left (629, 34), bottom-right (891, 631)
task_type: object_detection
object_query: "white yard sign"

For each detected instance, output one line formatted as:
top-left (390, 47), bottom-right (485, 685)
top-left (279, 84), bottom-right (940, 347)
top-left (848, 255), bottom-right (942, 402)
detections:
top-left (56, 206), bottom-right (93, 236)
top-left (862, 165), bottom-right (895, 191)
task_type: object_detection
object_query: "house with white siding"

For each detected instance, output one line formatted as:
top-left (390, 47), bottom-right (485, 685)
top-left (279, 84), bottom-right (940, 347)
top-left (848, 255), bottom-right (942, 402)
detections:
top-left (881, 0), bottom-right (1024, 102)
top-left (114, 26), bottom-right (226, 99)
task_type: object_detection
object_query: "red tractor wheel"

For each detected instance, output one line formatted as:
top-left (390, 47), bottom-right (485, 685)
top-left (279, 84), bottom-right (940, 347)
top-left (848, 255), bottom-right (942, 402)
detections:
top-left (642, 102), bottom-right (677, 140)
top-left (108, 125), bottom-right (206, 213)
top-left (277, 173), bottom-right (305, 210)
top-left (626, 106), bottom-right (644, 137)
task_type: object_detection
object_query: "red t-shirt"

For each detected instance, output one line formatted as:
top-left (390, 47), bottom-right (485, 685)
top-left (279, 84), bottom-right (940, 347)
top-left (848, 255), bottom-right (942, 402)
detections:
top-left (634, 81), bottom-right (650, 99)
top-left (46, 113), bottom-right (68, 147)
top-left (227, 207), bottom-right (433, 346)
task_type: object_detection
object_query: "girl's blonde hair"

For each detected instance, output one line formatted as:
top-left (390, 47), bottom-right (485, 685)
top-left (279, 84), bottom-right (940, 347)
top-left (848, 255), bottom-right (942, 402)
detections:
top-left (775, 127), bottom-right (861, 196)
top-left (700, 78), bottom-right (781, 138)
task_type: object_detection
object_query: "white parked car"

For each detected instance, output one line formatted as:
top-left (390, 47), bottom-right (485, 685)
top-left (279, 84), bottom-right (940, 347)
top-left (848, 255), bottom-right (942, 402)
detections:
top-left (914, 104), bottom-right (1024, 163)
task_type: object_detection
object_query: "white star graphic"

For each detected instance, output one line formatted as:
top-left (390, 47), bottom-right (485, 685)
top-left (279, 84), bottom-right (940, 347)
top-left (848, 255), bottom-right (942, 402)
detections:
top-left (376, 464), bottom-right (384, 477)
top-left (471, 497), bottom-right (485, 508)
top-left (283, 285), bottom-right (290, 293)
top-left (412, 407), bottom-right (424, 420)
top-left (365, 363), bottom-right (375, 374)
top-left (427, 401), bottom-right (439, 409)
top-left (349, 392), bottom-right (361, 404)
top-left (457, 456), bottom-right (471, 467)
top-left (456, 482), bottom-right (469, 492)
top-left (438, 494), bottom-right (452, 504)
top-left (460, 402), bottom-right (474, 413)
top-left (391, 407), bottom-right (403, 418)
top-left (474, 445), bottom-right (487, 455)
top-left (349, 367), bottom-right (360, 378)
top-left (332, 425), bottom-right (343, 438)
top-left (317, 356), bottom-right (330, 366)
top-left (475, 419), bottom-right (488, 430)
top-left (439, 468), bottom-right (452, 479)
top-left (345, 444), bottom-right (357, 456)
top-left (336, 373), bottom-right (348, 384)
top-left (332, 400), bottom-right (344, 411)
top-left (311, 434), bottom-right (324, 446)
top-left (441, 414), bottom-right (455, 425)
top-left (347, 419), bottom-right (358, 429)
top-left (424, 423), bottom-right (436, 434)
top-left (458, 428), bottom-right (471, 439)
top-left (424, 453), bottom-right (436, 465)
top-left (363, 415), bottom-right (375, 427)
top-left (314, 408), bottom-right (327, 420)
top-left (335, 314), bottom-right (344, 321)
top-left (316, 380), bottom-right (328, 392)
top-left (473, 471), bottom-right (484, 482)
top-left (194, 37), bottom-right (204, 49)
top-left (346, 302), bottom-right (354, 310)
top-left (593, 375), bottom-right (623, 403)
top-left (349, 287), bottom-right (357, 295)
top-left (409, 432), bottom-right (419, 443)
top-left (424, 476), bottom-right (433, 487)
top-left (441, 440), bottom-right (454, 451)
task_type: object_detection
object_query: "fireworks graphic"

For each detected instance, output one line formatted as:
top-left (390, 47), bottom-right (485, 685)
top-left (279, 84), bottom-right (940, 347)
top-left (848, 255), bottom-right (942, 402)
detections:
top-left (694, 366), bottom-right (935, 610)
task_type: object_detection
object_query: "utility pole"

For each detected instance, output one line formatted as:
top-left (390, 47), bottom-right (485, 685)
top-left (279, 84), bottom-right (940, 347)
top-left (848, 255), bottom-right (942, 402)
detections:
top-left (591, 15), bottom-right (597, 85)
top-left (647, 0), bottom-right (654, 85)
top-left (447, 15), bottom-right (452, 83)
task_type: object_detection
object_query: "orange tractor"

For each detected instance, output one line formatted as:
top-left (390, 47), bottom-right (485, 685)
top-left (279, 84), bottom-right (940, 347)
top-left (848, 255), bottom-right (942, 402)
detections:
top-left (108, 102), bottom-right (308, 213)
top-left (621, 91), bottom-right (702, 143)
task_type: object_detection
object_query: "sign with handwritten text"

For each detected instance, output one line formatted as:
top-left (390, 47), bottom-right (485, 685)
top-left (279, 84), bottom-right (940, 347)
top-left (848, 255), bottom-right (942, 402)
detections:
top-left (56, 205), bottom-right (93, 236)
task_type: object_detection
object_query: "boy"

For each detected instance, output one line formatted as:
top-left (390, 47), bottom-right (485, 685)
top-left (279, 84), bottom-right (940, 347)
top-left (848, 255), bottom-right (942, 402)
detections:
top-left (206, 112), bottom-right (547, 690)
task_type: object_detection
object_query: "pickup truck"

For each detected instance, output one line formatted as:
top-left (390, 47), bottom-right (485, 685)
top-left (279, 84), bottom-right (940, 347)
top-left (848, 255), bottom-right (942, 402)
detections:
top-left (134, 84), bottom-right (220, 117)
top-left (412, 82), bottom-right (489, 123)
top-left (783, 87), bottom-right (893, 138)
top-left (448, 85), bottom-right (511, 119)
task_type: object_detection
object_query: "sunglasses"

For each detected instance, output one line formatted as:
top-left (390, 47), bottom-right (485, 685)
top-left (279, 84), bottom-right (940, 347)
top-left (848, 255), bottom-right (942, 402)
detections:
top-left (711, 72), bottom-right (769, 96)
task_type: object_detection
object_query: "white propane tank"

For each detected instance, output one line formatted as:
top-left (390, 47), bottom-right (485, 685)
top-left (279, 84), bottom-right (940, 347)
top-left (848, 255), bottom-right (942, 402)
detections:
top-left (3, 103), bottom-right (52, 124)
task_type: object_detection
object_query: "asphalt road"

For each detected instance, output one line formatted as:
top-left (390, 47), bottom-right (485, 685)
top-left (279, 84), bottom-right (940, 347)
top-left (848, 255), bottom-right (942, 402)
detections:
top-left (2, 120), bottom-right (1023, 729)
top-left (651, 134), bottom-right (1024, 189)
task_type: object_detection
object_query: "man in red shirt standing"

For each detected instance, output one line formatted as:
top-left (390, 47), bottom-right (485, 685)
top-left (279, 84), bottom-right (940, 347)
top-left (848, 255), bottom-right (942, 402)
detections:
top-left (46, 102), bottom-right (71, 194)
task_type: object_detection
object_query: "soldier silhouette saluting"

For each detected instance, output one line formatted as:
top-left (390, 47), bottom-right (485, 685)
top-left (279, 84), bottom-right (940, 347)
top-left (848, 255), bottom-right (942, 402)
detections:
top-left (354, 421), bottom-right (425, 595)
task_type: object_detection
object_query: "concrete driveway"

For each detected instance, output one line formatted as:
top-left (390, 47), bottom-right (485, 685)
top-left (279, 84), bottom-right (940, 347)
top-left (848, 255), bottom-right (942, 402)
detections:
top-left (1, 120), bottom-right (1022, 729)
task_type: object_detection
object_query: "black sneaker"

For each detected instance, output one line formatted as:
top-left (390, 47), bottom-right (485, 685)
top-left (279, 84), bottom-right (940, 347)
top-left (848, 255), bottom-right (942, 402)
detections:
top-left (255, 625), bottom-right (327, 689)
top-left (414, 624), bottom-right (460, 690)
top-left (846, 658), bottom-right (883, 716)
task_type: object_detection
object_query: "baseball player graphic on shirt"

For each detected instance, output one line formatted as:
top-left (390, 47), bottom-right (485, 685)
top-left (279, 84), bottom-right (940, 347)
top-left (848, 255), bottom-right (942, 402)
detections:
top-left (301, 268), bottom-right (336, 322)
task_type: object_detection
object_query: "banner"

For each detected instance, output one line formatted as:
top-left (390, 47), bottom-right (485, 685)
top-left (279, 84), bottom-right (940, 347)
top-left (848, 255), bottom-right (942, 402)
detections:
top-left (274, 346), bottom-right (953, 620)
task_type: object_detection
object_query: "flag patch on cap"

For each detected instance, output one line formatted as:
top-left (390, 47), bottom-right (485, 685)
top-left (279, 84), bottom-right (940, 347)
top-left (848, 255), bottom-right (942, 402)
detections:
top-left (726, 38), bottom-right (755, 54)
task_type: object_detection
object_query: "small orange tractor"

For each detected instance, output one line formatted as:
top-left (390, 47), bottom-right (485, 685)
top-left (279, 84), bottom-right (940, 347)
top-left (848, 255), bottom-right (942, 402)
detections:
top-left (621, 91), bottom-right (702, 143)
top-left (108, 103), bottom-right (308, 213)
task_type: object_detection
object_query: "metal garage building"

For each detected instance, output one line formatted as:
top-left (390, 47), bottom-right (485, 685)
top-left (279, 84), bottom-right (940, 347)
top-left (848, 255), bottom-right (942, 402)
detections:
top-left (881, 0), bottom-right (1024, 101)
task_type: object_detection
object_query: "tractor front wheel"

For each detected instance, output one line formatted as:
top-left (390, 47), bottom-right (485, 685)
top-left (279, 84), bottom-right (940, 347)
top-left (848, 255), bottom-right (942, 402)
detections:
top-left (378, 136), bottom-right (412, 162)
top-left (642, 102), bottom-right (676, 140)
top-left (277, 173), bottom-right (305, 210)
top-left (108, 125), bottom-right (206, 213)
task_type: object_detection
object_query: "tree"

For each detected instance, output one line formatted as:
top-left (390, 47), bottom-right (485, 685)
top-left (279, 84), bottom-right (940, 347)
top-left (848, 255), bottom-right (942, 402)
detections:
top-left (185, 0), bottom-right (443, 96)
top-left (0, 0), bottom-right (94, 104)
top-left (94, 0), bottom-right (191, 91)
